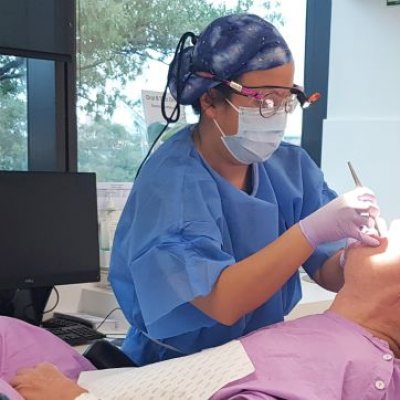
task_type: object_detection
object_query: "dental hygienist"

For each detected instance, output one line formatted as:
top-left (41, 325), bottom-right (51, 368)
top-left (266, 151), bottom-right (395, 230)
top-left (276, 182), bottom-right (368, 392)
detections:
top-left (109, 13), bottom-right (381, 366)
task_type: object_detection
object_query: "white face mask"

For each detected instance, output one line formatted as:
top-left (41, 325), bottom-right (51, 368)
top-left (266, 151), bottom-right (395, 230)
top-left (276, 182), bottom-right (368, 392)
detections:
top-left (214, 99), bottom-right (287, 165)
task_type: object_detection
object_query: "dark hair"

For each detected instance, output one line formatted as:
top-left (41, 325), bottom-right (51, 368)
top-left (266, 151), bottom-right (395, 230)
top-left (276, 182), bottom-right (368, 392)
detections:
top-left (191, 83), bottom-right (234, 115)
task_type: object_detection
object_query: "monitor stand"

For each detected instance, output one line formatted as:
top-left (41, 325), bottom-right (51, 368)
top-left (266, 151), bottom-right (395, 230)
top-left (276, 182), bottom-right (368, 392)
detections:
top-left (0, 287), bottom-right (52, 326)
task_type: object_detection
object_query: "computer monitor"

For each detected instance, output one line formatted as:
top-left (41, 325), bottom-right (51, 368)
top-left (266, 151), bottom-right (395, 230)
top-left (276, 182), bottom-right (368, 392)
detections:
top-left (0, 171), bottom-right (100, 324)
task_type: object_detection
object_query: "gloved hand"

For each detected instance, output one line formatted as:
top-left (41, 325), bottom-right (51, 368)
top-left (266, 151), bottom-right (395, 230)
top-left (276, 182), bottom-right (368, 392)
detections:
top-left (339, 238), bottom-right (359, 268)
top-left (339, 217), bottom-right (388, 268)
top-left (299, 187), bottom-right (381, 248)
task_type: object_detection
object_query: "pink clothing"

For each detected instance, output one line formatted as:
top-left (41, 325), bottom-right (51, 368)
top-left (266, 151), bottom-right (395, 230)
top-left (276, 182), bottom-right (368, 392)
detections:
top-left (0, 316), bottom-right (94, 400)
top-left (1, 313), bottom-right (399, 400)
top-left (212, 311), bottom-right (400, 400)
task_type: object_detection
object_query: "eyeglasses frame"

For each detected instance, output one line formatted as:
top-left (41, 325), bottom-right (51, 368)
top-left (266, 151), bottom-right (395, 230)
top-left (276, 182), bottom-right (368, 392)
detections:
top-left (194, 71), bottom-right (320, 117)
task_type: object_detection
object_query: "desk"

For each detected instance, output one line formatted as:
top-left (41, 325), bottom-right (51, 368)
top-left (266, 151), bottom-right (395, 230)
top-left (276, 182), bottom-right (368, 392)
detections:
top-left (51, 283), bottom-right (129, 333)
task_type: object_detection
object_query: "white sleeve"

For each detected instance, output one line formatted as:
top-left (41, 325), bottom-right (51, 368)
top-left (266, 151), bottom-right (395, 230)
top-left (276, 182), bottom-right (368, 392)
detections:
top-left (75, 392), bottom-right (101, 400)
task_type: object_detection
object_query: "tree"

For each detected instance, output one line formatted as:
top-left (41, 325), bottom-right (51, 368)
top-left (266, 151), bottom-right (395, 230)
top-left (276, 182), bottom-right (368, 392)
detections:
top-left (0, 56), bottom-right (27, 170)
top-left (78, 118), bottom-right (145, 181)
top-left (77, 0), bottom-right (283, 116)
top-left (77, 0), bottom-right (283, 179)
top-left (1, 0), bottom-right (284, 176)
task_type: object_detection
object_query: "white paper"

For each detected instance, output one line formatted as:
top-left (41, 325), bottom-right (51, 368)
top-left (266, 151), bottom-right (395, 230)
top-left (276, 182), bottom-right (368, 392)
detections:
top-left (141, 90), bottom-right (186, 126)
top-left (78, 340), bottom-right (254, 400)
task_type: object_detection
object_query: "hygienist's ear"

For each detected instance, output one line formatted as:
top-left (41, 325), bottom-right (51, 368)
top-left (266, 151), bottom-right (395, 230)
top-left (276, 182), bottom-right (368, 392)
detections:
top-left (199, 90), bottom-right (220, 118)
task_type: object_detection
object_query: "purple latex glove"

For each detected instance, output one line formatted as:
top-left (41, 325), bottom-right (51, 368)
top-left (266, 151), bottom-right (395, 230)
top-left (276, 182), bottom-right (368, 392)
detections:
top-left (299, 187), bottom-right (380, 248)
top-left (339, 217), bottom-right (388, 268)
top-left (339, 238), bottom-right (359, 268)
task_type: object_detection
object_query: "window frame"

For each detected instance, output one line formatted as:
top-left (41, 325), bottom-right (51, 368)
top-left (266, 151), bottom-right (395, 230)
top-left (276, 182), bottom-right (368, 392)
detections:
top-left (301, 0), bottom-right (332, 166)
top-left (0, 0), bottom-right (77, 172)
top-left (0, 0), bottom-right (77, 323)
top-left (1, 0), bottom-right (331, 171)
top-left (26, 57), bottom-right (77, 172)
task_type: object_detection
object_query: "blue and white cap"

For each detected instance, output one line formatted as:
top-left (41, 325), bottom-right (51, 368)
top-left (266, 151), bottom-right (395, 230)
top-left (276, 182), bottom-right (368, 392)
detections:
top-left (168, 13), bottom-right (293, 105)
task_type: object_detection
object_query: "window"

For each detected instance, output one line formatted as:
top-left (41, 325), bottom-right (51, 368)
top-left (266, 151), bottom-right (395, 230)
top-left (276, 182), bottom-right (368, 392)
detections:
top-left (0, 0), bottom-right (76, 173)
top-left (0, 1), bottom-right (331, 289)
top-left (301, 0), bottom-right (332, 166)
top-left (0, 0), bottom-right (80, 317)
top-left (75, 0), bottom-right (320, 282)
top-left (76, 0), bottom-right (307, 184)
top-left (0, 56), bottom-right (28, 170)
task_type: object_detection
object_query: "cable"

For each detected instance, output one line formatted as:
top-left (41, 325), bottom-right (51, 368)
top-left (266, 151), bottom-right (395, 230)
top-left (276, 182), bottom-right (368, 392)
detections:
top-left (161, 31), bottom-right (197, 124)
top-left (21, 286), bottom-right (58, 322)
top-left (134, 122), bottom-right (170, 179)
top-left (134, 32), bottom-right (198, 181)
top-left (95, 306), bottom-right (121, 330)
top-left (43, 286), bottom-right (60, 314)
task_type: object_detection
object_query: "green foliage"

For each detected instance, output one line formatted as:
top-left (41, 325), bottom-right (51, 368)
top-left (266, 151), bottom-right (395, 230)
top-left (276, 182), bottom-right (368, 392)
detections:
top-left (76, 0), bottom-right (284, 179)
top-left (77, 0), bottom-right (283, 116)
top-left (0, 56), bottom-right (27, 170)
top-left (1, 1), bottom-right (284, 178)
top-left (78, 118), bottom-right (144, 182)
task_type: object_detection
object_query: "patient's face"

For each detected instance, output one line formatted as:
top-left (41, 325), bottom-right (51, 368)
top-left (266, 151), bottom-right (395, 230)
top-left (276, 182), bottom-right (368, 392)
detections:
top-left (344, 219), bottom-right (400, 302)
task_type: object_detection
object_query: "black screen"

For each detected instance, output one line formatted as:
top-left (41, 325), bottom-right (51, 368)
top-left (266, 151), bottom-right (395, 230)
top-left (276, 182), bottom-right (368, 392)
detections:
top-left (0, 171), bottom-right (100, 289)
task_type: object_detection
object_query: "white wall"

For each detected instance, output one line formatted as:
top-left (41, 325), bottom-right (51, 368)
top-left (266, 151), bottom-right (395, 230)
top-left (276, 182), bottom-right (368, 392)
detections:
top-left (322, 0), bottom-right (400, 222)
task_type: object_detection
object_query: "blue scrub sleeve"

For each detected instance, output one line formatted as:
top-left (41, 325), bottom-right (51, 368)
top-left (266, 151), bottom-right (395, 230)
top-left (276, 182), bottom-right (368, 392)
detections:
top-left (130, 220), bottom-right (235, 339)
top-left (303, 240), bottom-right (345, 278)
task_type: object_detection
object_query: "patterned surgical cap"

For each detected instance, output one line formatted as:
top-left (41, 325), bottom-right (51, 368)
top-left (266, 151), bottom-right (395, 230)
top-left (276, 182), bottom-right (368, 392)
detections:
top-left (168, 13), bottom-right (293, 105)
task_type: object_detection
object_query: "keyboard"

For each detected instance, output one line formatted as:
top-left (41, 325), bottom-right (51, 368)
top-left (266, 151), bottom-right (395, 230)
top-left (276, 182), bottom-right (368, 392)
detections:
top-left (42, 316), bottom-right (106, 346)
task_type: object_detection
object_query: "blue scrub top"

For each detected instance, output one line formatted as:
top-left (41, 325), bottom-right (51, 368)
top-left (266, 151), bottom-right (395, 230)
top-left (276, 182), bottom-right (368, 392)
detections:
top-left (109, 125), bottom-right (343, 366)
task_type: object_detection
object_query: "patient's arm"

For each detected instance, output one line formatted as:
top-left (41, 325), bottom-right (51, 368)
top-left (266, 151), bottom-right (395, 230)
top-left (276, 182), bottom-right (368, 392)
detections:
top-left (10, 363), bottom-right (87, 400)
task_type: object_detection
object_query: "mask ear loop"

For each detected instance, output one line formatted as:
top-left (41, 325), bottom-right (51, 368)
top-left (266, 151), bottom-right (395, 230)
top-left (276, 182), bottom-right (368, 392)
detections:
top-left (135, 32), bottom-right (198, 180)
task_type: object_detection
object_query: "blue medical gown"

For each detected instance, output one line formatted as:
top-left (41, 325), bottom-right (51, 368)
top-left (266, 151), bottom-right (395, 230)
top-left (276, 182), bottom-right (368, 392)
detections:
top-left (109, 126), bottom-right (343, 366)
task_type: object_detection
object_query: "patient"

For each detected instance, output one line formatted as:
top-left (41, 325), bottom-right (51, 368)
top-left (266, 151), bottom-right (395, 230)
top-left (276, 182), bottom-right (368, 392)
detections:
top-left (3, 220), bottom-right (400, 400)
